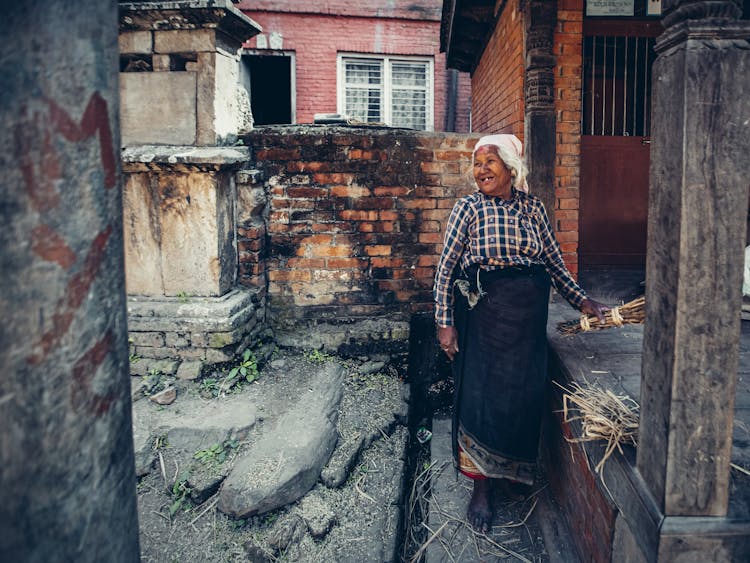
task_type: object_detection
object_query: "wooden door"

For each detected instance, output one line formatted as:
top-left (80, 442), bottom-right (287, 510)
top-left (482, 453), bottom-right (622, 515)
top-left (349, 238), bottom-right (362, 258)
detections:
top-left (580, 136), bottom-right (650, 265)
top-left (579, 20), bottom-right (662, 267)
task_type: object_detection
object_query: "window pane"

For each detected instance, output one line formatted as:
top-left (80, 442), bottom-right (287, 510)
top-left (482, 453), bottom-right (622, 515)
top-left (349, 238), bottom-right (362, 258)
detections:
top-left (390, 61), bottom-right (428, 129)
top-left (344, 59), bottom-right (383, 123)
top-left (346, 88), bottom-right (381, 123)
top-left (392, 90), bottom-right (426, 129)
top-left (392, 62), bottom-right (427, 87)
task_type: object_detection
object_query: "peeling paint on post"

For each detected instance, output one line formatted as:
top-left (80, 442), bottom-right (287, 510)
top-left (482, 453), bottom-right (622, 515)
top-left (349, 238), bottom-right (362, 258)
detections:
top-left (0, 2), bottom-right (140, 561)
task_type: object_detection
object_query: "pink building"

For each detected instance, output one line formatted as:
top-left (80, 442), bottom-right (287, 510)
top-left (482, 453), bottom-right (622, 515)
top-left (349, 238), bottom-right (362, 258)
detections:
top-left (236, 0), bottom-right (471, 132)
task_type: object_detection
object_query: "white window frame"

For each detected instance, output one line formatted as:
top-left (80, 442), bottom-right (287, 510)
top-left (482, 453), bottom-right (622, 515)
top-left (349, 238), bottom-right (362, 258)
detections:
top-left (337, 53), bottom-right (434, 131)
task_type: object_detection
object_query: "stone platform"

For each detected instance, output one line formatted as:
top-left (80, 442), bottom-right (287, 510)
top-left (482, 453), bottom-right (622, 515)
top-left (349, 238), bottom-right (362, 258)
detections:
top-left (545, 270), bottom-right (750, 561)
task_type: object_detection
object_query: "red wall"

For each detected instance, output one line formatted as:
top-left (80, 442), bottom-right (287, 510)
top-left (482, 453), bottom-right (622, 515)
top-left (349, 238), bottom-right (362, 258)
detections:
top-left (239, 7), bottom-right (471, 132)
top-left (469, 0), bottom-right (525, 137)
top-left (554, 0), bottom-right (585, 276)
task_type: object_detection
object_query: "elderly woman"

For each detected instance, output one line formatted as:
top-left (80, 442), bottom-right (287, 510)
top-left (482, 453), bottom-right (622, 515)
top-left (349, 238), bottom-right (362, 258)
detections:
top-left (433, 134), bottom-right (607, 532)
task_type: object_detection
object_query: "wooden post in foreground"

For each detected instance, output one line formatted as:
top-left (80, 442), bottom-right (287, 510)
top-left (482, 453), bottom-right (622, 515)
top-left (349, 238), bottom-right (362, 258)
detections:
top-left (0, 2), bottom-right (140, 561)
top-left (638, 0), bottom-right (749, 521)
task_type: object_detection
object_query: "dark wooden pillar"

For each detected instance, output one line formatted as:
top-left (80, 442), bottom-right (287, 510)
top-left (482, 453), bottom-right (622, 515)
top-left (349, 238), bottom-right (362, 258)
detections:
top-left (523, 0), bottom-right (557, 220)
top-left (638, 0), bottom-right (750, 521)
top-left (0, 2), bottom-right (140, 561)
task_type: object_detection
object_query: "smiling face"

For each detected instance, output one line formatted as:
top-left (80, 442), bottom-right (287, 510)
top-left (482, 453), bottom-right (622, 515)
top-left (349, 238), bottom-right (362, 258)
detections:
top-left (473, 145), bottom-right (513, 199)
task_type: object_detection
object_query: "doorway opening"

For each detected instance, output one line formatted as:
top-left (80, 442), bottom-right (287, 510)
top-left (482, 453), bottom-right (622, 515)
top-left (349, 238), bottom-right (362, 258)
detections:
top-left (244, 53), bottom-right (295, 126)
top-left (579, 19), bottom-right (662, 268)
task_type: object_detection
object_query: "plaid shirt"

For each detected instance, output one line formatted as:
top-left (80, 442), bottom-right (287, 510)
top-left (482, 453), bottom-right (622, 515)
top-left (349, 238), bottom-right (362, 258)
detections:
top-left (434, 189), bottom-right (587, 326)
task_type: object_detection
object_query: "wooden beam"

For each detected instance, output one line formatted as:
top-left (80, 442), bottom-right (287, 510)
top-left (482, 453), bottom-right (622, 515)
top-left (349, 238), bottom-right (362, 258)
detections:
top-left (637, 0), bottom-right (750, 517)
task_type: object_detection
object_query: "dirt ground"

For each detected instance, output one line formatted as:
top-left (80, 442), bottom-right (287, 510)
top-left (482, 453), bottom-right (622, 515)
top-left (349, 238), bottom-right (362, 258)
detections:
top-left (135, 349), bottom-right (413, 563)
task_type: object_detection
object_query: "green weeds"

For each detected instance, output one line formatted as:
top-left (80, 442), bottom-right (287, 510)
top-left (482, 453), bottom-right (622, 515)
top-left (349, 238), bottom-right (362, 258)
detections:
top-left (169, 471), bottom-right (192, 517)
top-left (193, 438), bottom-right (239, 467)
top-left (305, 349), bottom-right (331, 363)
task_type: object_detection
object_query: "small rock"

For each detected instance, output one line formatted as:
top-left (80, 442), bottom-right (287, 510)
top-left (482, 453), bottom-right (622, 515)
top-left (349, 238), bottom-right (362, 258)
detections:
top-left (299, 494), bottom-right (336, 539)
top-left (149, 386), bottom-right (176, 405)
top-left (268, 514), bottom-right (306, 552)
top-left (270, 358), bottom-right (286, 369)
top-left (188, 472), bottom-right (226, 504)
top-left (176, 360), bottom-right (203, 380)
top-left (359, 361), bottom-right (385, 375)
top-left (321, 436), bottom-right (365, 488)
top-left (242, 542), bottom-right (272, 563)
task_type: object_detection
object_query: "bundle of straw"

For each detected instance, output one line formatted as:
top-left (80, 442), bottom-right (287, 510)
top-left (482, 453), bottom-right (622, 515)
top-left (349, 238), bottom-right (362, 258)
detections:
top-left (557, 381), bottom-right (639, 473)
top-left (557, 295), bottom-right (645, 336)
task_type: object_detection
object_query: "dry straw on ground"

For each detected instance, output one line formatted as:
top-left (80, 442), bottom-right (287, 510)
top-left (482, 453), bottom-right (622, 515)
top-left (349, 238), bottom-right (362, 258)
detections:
top-left (557, 295), bottom-right (646, 336)
top-left (557, 381), bottom-right (639, 474)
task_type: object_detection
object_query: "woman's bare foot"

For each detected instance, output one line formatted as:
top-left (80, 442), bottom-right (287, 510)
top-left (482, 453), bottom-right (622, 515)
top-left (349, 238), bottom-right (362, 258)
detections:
top-left (467, 479), bottom-right (493, 533)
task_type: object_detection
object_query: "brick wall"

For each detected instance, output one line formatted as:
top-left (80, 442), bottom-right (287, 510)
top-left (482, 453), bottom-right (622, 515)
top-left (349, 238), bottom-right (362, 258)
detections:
top-left (470, 0), bottom-right (525, 137)
top-left (239, 9), bottom-right (471, 132)
top-left (239, 126), bottom-right (479, 327)
top-left (554, 0), bottom-right (584, 276)
top-left (545, 387), bottom-right (617, 562)
top-left (236, 0), bottom-right (442, 20)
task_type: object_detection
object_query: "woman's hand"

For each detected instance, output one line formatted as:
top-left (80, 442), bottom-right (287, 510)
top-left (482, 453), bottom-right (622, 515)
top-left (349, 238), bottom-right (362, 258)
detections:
top-left (580, 298), bottom-right (609, 325)
top-left (438, 326), bottom-right (459, 361)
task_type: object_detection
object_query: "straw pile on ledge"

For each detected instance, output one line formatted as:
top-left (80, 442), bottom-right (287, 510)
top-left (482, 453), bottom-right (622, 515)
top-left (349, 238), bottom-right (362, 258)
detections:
top-left (557, 295), bottom-right (645, 336)
top-left (557, 381), bottom-right (639, 474)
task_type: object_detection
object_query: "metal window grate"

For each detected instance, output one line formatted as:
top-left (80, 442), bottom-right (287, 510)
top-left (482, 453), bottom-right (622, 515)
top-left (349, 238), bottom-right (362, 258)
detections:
top-left (344, 59), bottom-right (383, 123)
top-left (391, 62), bottom-right (428, 129)
top-left (582, 35), bottom-right (656, 136)
top-left (341, 57), bottom-right (431, 129)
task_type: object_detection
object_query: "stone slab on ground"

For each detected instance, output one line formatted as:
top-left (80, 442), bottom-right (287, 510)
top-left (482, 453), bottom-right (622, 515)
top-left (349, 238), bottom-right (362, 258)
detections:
top-left (131, 388), bottom-right (259, 476)
top-left (425, 417), bottom-right (551, 563)
top-left (218, 362), bottom-right (345, 518)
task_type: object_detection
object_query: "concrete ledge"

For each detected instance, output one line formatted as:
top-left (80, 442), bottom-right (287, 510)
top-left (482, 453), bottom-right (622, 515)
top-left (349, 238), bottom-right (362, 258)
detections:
top-left (119, 1), bottom-right (262, 45)
top-left (275, 317), bottom-right (410, 357)
top-left (122, 145), bottom-right (251, 171)
top-left (128, 287), bottom-right (261, 332)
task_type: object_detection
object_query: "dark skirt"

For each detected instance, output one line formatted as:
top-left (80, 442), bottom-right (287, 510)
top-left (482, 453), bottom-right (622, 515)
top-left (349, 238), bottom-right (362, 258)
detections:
top-left (451, 265), bottom-right (551, 485)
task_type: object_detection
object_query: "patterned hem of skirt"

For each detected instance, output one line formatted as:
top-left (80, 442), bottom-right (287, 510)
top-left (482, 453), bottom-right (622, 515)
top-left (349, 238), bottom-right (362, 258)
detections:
top-left (457, 429), bottom-right (536, 486)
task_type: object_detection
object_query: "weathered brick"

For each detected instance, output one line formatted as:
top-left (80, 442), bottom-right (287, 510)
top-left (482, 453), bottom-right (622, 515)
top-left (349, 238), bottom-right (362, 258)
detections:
top-left (399, 198), bottom-right (436, 209)
top-left (327, 257), bottom-right (367, 269)
top-left (308, 244), bottom-right (352, 257)
top-left (373, 186), bottom-right (409, 197)
top-left (558, 197), bottom-right (579, 210)
top-left (130, 331), bottom-right (165, 348)
top-left (256, 148), bottom-right (302, 160)
top-left (339, 209), bottom-right (378, 221)
top-left (268, 270), bottom-right (312, 282)
top-left (165, 332), bottom-right (190, 348)
top-left (364, 245), bottom-right (391, 256)
top-left (154, 29), bottom-right (215, 53)
top-left (330, 185), bottom-right (371, 197)
top-left (119, 31), bottom-right (152, 54)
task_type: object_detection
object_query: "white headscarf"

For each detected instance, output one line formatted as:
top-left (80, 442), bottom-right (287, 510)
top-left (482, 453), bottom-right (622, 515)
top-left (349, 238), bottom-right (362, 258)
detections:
top-left (473, 134), bottom-right (529, 193)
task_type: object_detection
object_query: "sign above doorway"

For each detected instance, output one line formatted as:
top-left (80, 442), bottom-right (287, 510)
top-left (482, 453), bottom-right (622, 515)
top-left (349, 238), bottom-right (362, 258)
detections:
top-left (586, 0), bottom-right (661, 17)
top-left (587, 0), bottom-right (635, 16)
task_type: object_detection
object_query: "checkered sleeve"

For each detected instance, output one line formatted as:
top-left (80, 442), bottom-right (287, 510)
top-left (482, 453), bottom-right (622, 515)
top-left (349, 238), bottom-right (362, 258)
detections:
top-left (434, 199), bottom-right (472, 326)
top-left (535, 200), bottom-right (587, 309)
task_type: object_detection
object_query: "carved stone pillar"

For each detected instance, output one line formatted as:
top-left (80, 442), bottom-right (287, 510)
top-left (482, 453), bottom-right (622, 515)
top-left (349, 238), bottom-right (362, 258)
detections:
top-left (523, 0), bottom-right (557, 220)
